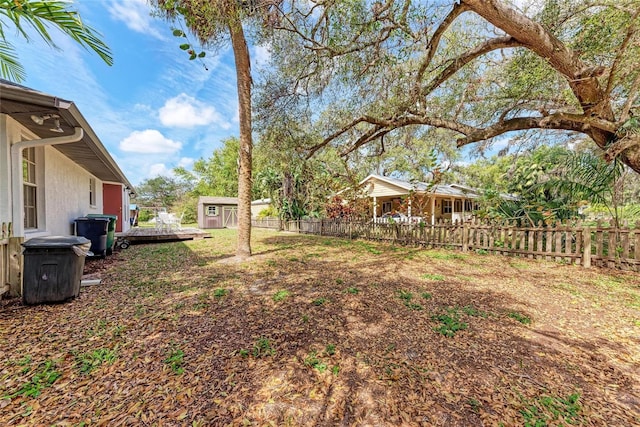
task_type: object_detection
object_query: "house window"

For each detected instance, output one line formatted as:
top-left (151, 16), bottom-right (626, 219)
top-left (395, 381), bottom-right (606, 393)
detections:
top-left (464, 200), bottom-right (479, 211)
top-left (382, 201), bottom-right (392, 214)
top-left (206, 205), bottom-right (218, 216)
top-left (89, 178), bottom-right (96, 206)
top-left (454, 200), bottom-right (462, 213)
top-left (442, 199), bottom-right (452, 214)
top-left (23, 147), bottom-right (37, 229)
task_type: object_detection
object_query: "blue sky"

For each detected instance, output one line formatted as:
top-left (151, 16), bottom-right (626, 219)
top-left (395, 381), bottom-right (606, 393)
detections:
top-left (10, 0), bottom-right (269, 185)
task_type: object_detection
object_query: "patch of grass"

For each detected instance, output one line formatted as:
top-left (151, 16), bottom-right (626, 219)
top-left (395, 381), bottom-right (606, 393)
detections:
top-left (164, 346), bottom-right (185, 374)
top-left (252, 337), bottom-right (275, 358)
top-left (87, 319), bottom-right (108, 337)
top-left (213, 288), bottom-right (228, 299)
top-left (421, 292), bottom-right (433, 300)
top-left (304, 352), bottom-right (327, 373)
top-left (345, 287), bottom-right (359, 294)
top-left (468, 398), bottom-right (482, 413)
top-left (301, 314), bottom-right (309, 323)
top-left (358, 242), bottom-right (382, 255)
top-left (112, 324), bottom-right (126, 338)
top-left (335, 278), bottom-right (344, 285)
top-left (422, 273), bottom-right (445, 281)
top-left (324, 344), bottom-right (336, 356)
top-left (76, 348), bottom-right (117, 374)
top-left (5, 360), bottom-right (61, 399)
top-left (397, 290), bottom-right (424, 310)
top-left (426, 252), bottom-right (466, 261)
top-left (508, 311), bottom-right (532, 325)
top-left (331, 365), bottom-right (340, 376)
top-left (476, 249), bottom-right (489, 255)
top-left (462, 305), bottom-right (488, 318)
top-left (312, 297), bottom-right (328, 306)
top-left (432, 308), bottom-right (468, 337)
top-left (272, 290), bottom-right (291, 302)
top-left (519, 393), bottom-right (582, 426)
top-left (265, 259), bottom-right (277, 267)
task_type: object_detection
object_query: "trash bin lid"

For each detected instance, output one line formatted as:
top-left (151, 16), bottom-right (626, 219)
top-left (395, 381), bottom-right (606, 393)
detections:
top-left (75, 217), bottom-right (109, 222)
top-left (22, 235), bottom-right (91, 248)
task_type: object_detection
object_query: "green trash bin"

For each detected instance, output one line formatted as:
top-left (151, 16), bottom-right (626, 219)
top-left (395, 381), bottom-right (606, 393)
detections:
top-left (86, 214), bottom-right (117, 255)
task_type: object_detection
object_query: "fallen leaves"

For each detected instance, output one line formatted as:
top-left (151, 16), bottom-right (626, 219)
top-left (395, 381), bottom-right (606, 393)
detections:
top-left (1, 229), bottom-right (639, 426)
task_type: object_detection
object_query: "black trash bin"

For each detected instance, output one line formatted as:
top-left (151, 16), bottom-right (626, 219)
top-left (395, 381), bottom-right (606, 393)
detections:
top-left (86, 214), bottom-right (117, 254)
top-left (75, 217), bottom-right (109, 257)
top-left (22, 236), bottom-right (91, 305)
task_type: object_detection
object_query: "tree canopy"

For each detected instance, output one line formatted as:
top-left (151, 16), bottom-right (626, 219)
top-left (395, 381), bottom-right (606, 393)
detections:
top-left (261, 0), bottom-right (640, 174)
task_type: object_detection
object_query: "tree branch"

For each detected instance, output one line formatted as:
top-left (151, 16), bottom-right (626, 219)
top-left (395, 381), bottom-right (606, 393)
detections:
top-left (413, 2), bottom-right (469, 99)
top-left (421, 36), bottom-right (522, 97)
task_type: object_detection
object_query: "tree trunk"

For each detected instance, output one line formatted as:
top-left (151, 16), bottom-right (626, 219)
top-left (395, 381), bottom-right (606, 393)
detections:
top-left (229, 17), bottom-right (252, 259)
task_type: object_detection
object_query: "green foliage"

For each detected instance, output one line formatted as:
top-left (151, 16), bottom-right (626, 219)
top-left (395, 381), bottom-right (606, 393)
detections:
top-left (519, 393), bottom-right (582, 426)
top-left (312, 297), bottom-right (328, 306)
top-left (76, 348), bottom-right (117, 374)
top-left (421, 273), bottom-right (445, 281)
top-left (252, 337), bottom-right (275, 358)
top-left (213, 288), bottom-right (228, 299)
top-left (346, 287), bottom-right (359, 294)
top-left (508, 311), bottom-right (532, 325)
top-left (304, 351), bottom-right (328, 373)
top-left (0, 0), bottom-right (112, 82)
top-left (164, 346), bottom-right (185, 374)
top-left (5, 360), bottom-right (61, 398)
top-left (432, 308), bottom-right (468, 337)
top-left (397, 290), bottom-right (423, 310)
top-left (272, 290), bottom-right (290, 302)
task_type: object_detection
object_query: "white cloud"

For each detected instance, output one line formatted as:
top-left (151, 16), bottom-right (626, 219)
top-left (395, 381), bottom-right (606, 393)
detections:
top-left (119, 129), bottom-right (182, 153)
top-left (252, 44), bottom-right (271, 68)
top-left (159, 93), bottom-right (231, 128)
top-left (105, 0), bottom-right (165, 40)
top-left (178, 157), bottom-right (195, 168)
top-left (149, 163), bottom-right (174, 178)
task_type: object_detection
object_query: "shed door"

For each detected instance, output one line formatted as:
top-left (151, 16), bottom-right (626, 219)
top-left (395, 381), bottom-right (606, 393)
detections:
top-left (222, 206), bottom-right (238, 227)
top-left (103, 184), bottom-right (123, 232)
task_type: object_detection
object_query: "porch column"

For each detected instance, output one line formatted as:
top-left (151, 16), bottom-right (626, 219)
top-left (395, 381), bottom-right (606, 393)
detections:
top-left (430, 197), bottom-right (435, 225)
top-left (372, 196), bottom-right (377, 221)
top-left (408, 198), bottom-right (412, 217)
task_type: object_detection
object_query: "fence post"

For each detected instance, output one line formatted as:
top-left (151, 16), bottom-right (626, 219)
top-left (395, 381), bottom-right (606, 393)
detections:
top-left (582, 225), bottom-right (591, 268)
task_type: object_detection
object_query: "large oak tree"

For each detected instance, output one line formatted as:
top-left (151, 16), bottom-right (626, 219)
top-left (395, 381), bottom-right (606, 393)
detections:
top-left (265, 0), bottom-right (640, 174)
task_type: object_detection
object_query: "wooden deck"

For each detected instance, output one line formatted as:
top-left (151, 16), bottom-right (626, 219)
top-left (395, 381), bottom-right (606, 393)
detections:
top-left (116, 227), bottom-right (210, 244)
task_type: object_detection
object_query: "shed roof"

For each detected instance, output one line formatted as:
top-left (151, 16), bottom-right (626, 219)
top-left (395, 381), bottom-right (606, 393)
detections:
top-left (199, 196), bottom-right (239, 205)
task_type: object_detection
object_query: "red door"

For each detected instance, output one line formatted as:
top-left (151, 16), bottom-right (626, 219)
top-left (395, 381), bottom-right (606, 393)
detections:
top-left (103, 183), bottom-right (123, 232)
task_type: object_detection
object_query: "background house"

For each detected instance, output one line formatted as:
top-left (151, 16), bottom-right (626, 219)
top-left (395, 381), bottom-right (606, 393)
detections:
top-left (197, 197), bottom-right (239, 229)
top-left (0, 79), bottom-right (135, 296)
top-left (251, 198), bottom-right (271, 217)
top-left (357, 174), bottom-right (481, 224)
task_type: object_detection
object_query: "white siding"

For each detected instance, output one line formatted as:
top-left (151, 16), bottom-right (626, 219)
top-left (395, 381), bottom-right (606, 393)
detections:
top-left (43, 146), bottom-right (104, 236)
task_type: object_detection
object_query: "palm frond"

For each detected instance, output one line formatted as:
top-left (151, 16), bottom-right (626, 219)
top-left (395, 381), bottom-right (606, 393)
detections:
top-left (0, 40), bottom-right (26, 82)
top-left (0, 0), bottom-right (112, 66)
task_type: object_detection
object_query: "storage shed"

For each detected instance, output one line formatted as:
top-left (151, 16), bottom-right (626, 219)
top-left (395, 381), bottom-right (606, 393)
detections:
top-left (197, 197), bottom-right (239, 229)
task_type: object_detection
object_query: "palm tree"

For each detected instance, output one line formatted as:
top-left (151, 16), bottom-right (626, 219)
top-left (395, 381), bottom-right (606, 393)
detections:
top-left (153, 0), bottom-right (279, 259)
top-left (0, 0), bottom-right (112, 82)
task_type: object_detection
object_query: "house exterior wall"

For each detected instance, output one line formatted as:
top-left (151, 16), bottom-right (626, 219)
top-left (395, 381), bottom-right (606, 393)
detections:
top-left (1, 115), bottom-right (114, 238)
top-left (43, 144), bottom-right (104, 236)
top-left (251, 202), bottom-right (270, 217)
top-left (367, 178), bottom-right (408, 198)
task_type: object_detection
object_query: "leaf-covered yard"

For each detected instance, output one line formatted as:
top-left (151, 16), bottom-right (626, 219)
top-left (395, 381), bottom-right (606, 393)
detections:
top-left (1, 228), bottom-right (639, 426)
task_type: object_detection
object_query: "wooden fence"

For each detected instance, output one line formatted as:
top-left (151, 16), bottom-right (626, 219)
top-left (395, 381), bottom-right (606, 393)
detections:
top-left (252, 218), bottom-right (640, 271)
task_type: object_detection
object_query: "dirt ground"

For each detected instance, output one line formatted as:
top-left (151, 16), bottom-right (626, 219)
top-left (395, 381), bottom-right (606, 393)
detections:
top-left (1, 228), bottom-right (639, 426)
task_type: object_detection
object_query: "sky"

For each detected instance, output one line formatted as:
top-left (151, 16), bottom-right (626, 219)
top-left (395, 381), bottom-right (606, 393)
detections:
top-left (9, 0), bottom-right (270, 186)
